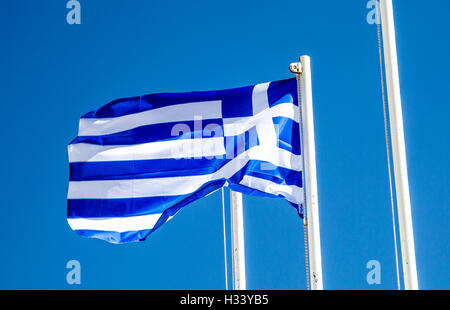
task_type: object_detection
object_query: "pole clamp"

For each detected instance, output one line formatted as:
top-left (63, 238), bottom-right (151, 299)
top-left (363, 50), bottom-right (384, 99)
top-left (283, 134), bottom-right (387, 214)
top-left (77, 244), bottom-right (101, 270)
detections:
top-left (289, 60), bottom-right (303, 74)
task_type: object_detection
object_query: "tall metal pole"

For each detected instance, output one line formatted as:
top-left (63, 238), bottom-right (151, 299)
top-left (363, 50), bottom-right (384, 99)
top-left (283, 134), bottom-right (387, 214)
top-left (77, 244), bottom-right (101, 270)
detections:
top-left (379, 0), bottom-right (419, 290)
top-left (230, 190), bottom-right (246, 290)
top-left (290, 56), bottom-right (324, 290)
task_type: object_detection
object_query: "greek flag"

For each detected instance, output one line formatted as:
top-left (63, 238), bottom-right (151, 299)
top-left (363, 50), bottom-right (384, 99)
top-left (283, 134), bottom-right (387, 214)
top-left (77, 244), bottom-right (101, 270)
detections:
top-left (67, 78), bottom-right (303, 244)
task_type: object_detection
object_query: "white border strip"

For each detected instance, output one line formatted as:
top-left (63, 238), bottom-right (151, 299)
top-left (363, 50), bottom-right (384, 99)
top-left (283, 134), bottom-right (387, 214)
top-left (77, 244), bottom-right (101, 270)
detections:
top-left (69, 137), bottom-right (226, 163)
top-left (224, 102), bottom-right (298, 136)
top-left (240, 175), bottom-right (303, 205)
top-left (79, 100), bottom-right (222, 136)
top-left (68, 213), bottom-right (162, 232)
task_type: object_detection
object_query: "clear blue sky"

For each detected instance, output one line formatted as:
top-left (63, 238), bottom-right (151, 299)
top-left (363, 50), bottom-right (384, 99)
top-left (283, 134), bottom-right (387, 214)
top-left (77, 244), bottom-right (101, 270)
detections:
top-left (0, 0), bottom-right (448, 289)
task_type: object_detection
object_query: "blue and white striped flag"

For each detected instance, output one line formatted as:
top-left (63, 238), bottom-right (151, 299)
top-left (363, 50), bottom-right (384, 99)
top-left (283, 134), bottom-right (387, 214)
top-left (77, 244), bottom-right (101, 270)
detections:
top-left (67, 78), bottom-right (303, 244)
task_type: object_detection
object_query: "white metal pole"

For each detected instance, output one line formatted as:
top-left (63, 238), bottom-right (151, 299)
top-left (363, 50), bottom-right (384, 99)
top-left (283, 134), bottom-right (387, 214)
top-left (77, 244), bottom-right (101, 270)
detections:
top-left (291, 56), bottom-right (324, 290)
top-left (379, 0), bottom-right (419, 290)
top-left (230, 190), bottom-right (246, 290)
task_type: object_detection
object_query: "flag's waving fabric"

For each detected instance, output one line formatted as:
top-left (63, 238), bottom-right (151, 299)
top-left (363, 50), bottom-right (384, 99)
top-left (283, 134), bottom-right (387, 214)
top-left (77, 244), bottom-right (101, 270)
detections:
top-left (68, 78), bottom-right (303, 243)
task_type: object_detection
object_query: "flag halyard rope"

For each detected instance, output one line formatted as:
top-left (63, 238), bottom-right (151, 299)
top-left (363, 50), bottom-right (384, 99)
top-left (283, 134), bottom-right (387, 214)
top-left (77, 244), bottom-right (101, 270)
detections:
top-left (303, 220), bottom-right (310, 290)
top-left (221, 188), bottom-right (229, 290)
top-left (376, 1), bottom-right (401, 290)
top-left (295, 71), bottom-right (311, 291)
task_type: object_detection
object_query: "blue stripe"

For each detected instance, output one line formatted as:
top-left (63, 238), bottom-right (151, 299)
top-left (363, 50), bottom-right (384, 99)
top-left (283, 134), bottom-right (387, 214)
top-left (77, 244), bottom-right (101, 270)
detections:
top-left (80, 78), bottom-right (296, 120)
top-left (226, 182), bottom-right (303, 218)
top-left (74, 228), bottom-right (153, 244)
top-left (268, 78), bottom-right (298, 108)
top-left (273, 116), bottom-right (301, 155)
top-left (68, 196), bottom-right (188, 218)
top-left (81, 82), bottom-right (260, 119)
top-left (229, 160), bottom-right (302, 188)
top-left (68, 180), bottom-right (226, 219)
top-left (70, 158), bottom-right (231, 181)
top-left (71, 119), bottom-right (224, 146)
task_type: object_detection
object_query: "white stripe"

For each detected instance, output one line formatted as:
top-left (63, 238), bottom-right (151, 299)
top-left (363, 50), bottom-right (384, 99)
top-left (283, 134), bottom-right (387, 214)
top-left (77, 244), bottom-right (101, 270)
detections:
top-left (68, 137), bottom-right (226, 163)
top-left (68, 174), bottom-right (216, 199)
top-left (68, 146), bottom-right (301, 199)
top-left (78, 100), bottom-right (222, 136)
top-left (247, 145), bottom-right (302, 171)
top-left (252, 83), bottom-right (271, 114)
top-left (251, 83), bottom-right (279, 173)
top-left (70, 101), bottom-right (299, 163)
top-left (240, 175), bottom-right (304, 205)
top-left (67, 213), bottom-right (162, 232)
top-left (252, 83), bottom-right (277, 148)
top-left (223, 102), bottom-right (299, 136)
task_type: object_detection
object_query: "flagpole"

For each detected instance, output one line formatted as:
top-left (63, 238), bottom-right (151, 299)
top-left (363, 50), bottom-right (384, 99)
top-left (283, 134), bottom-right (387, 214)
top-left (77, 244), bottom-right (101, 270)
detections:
top-left (230, 190), bottom-right (246, 290)
top-left (290, 56), bottom-right (324, 290)
top-left (379, 0), bottom-right (419, 290)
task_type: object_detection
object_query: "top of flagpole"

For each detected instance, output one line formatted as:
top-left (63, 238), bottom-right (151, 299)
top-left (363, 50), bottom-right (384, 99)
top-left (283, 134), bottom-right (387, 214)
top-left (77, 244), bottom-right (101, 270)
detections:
top-left (289, 61), bottom-right (303, 75)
